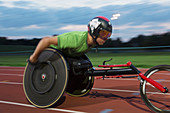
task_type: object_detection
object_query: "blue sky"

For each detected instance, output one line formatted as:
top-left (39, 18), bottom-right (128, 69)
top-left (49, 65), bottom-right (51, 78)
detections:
top-left (0, 0), bottom-right (170, 42)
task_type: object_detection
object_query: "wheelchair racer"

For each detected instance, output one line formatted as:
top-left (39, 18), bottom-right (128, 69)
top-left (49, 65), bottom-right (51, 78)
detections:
top-left (29, 16), bottom-right (112, 63)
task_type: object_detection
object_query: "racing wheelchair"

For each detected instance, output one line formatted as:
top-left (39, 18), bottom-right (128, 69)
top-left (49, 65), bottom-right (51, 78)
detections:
top-left (23, 48), bottom-right (170, 113)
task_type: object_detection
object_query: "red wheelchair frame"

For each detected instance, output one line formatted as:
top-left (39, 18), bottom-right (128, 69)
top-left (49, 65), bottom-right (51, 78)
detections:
top-left (95, 61), bottom-right (168, 93)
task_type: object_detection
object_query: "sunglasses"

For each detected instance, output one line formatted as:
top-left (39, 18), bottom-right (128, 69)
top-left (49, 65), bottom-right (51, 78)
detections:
top-left (99, 30), bottom-right (111, 40)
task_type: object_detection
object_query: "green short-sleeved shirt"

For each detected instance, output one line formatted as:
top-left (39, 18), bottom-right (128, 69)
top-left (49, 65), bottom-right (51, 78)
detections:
top-left (50, 31), bottom-right (93, 57)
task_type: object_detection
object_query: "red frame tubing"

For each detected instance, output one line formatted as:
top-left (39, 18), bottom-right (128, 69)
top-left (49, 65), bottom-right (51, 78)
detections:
top-left (98, 61), bottom-right (167, 93)
top-left (98, 61), bottom-right (132, 68)
top-left (139, 73), bottom-right (167, 93)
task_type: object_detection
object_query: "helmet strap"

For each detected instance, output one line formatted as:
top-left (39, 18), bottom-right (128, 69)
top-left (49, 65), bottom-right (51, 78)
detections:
top-left (89, 32), bottom-right (99, 47)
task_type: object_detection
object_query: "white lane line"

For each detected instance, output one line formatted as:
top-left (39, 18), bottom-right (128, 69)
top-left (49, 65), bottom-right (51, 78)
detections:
top-left (0, 73), bottom-right (23, 76)
top-left (0, 100), bottom-right (86, 113)
top-left (0, 81), bottom-right (23, 85)
top-left (97, 78), bottom-right (170, 82)
top-left (1, 81), bottom-right (170, 95)
top-left (93, 88), bottom-right (140, 93)
top-left (92, 88), bottom-right (170, 95)
top-left (95, 78), bottom-right (138, 80)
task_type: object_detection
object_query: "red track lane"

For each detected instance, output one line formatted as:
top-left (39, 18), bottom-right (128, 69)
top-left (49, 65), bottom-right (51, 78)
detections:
top-left (0, 66), bottom-right (168, 113)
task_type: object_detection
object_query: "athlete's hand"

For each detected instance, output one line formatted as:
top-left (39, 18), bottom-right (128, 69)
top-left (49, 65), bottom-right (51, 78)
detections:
top-left (28, 55), bottom-right (38, 64)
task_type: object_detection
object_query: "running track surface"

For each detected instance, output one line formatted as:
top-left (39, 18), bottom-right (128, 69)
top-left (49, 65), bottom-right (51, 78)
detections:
top-left (0, 66), bottom-right (156, 113)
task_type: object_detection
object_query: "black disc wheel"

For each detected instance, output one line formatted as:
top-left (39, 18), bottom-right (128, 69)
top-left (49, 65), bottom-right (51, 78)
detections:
top-left (23, 48), bottom-right (68, 108)
top-left (30, 61), bottom-right (55, 94)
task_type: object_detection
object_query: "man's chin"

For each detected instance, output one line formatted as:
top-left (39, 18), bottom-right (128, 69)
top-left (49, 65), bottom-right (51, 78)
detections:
top-left (99, 43), bottom-right (104, 45)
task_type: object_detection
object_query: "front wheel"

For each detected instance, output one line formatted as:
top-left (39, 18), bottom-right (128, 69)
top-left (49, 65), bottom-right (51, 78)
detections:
top-left (23, 48), bottom-right (68, 108)
top-left (140, 65), bottom-right (170, 113)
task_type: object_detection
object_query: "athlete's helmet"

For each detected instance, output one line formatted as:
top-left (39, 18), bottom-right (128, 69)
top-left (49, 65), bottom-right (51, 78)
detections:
top-left (88, 16), bottom-right (112, 41)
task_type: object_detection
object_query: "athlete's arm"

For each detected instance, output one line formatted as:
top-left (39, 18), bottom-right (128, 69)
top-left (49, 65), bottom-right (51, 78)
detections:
top-left (29, 37), bottom-right (58, 63)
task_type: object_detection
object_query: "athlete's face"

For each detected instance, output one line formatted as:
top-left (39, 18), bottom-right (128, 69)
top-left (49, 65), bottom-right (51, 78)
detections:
top-left (96, 37), bottom-right (107, 45)
top-left (96, 31), bottom-right (111, 45)
top-left (96, 30), bottom-right (111, 45)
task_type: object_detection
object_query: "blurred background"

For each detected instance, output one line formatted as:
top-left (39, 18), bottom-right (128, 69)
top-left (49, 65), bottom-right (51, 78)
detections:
top-left (0, 0), bottom-right (170, 67)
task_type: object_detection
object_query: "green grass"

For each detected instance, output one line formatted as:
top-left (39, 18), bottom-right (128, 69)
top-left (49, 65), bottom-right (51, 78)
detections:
top-left (87, 52), bottom-right (170, 68)
top-left (0, 52), bottom-right (170, 68)
top-left (0, 45), bottom-right (169, 68)
top-left (0, 55), bottom-right (30, 66)
top-left (0, 45), bottom-right (34, 66)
